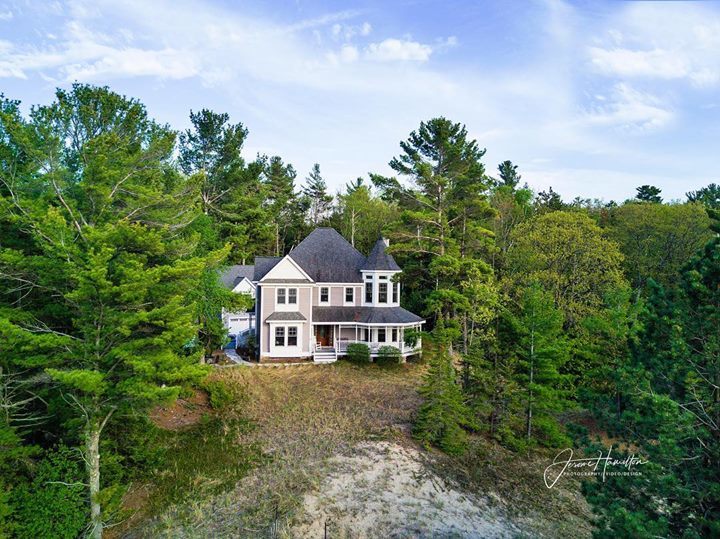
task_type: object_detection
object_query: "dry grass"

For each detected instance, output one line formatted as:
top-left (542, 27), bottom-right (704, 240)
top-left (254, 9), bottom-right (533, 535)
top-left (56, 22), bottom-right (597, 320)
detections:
top-left (125, 361), bottom-right (592, 538)
top-left (131, 362), bottom-right (424, 537)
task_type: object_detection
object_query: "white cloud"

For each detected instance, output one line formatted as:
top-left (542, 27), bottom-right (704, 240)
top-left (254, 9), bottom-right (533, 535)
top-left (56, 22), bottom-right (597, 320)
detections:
top-left (589, 47), bottom-right (688, 79)
top-left (584, 83), bottom-right (673, 132)
top-left (0, 9), bottom-right (13, 20)
top-left (588, 3), bottom-right (720, 88)
top-left (365, 38), bottom-right (433, 62)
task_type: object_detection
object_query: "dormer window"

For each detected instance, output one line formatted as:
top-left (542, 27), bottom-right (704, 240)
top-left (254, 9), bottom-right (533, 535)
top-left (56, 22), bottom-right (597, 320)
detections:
top-left (378, 282), bottom-right (388, 303)
top-left (320, 287), bottom-right (329, 304)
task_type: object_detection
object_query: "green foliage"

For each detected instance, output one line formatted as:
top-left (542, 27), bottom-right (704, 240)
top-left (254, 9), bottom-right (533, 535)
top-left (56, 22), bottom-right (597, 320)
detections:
top-left (201, 378), bottom-right (235, 410)
top-left (414, 340), bottom-right (470, 455)
top-left (605, 202), bottom-right (711, 290)
top-left (686, 182), bottom-right (720, 208)
top-left (346, 343), bottom-right (371, 364)
top-left (403, 328), bottom-right (420, 348)
top-left (583, 211), bottom-right (720, 537)
top-left (375, 345), bottom-right (402, 366)
top-left (635, 184), bottom-right (662, 203)
top-left (10, 447), bottom-right (87, 539)
top-left (302, 163), bottom-right (333, 226)
top-left (507, 211), bottom-right (626, 328)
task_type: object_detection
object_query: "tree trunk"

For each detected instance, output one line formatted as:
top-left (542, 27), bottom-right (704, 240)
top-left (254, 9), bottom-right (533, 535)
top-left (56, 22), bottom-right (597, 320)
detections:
top-left (86, 420), bottom-right (102, 539)
top-left (526, 325), bottom-right (535, 440)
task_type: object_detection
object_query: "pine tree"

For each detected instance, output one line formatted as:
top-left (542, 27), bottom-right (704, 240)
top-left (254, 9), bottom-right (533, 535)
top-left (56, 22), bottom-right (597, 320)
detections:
top-left (302, 163), bottom-right (333, 226)
top-left (584, 210), bottom-right (720, 537)
top-left (635, 184), bottom-right (662, 203)
top-left (510, 284), bottom-right (571, 445)
top-left (264, 155), bottom-right (299, 256)
top-left (0, 85), bottom-right (212, 538)
top-left (414, 335), bottom-right (470, 455)
top-left (179, 109), bottom-right (272, 261)
top-left (497, 160), bottom-right (521, 188)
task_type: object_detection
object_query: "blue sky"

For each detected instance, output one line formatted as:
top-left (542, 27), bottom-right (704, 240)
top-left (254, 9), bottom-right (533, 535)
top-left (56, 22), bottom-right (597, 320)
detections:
top-left (1, 0), bottom-right (719, 201)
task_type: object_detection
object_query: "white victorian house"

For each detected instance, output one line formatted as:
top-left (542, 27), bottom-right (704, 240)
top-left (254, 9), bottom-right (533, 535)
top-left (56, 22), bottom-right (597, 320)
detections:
top-left (221, 228), bottom-right (424, 363)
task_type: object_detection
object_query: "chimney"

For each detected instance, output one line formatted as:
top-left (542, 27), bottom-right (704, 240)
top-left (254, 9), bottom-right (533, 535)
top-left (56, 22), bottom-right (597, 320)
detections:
top-left (382, 237), bottom-right (390, 247)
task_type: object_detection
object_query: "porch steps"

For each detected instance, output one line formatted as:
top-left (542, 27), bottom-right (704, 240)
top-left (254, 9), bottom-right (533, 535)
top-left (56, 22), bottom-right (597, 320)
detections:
top-left (313, 349), bottom-right (337, 363)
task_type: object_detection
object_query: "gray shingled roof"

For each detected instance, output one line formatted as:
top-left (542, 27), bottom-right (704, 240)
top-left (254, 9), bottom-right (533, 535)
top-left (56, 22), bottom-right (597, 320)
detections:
top-left (220, 265), bottom-right (255, 289)
top-left (265, 311), bottom-right (307, 321)
top-left (312, 306), bottom-right (423, 324)
top-left (254, 257), bottom-right (283, 281)
top-left (361, 238), bottom-right (401, 271)
top-left (289, 228), bottom-right (366, 283)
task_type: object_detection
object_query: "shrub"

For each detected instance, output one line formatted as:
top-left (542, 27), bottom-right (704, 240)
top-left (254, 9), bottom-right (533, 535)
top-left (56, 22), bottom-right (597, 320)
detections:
top-left (201, 378), bottom-right (234, 410)
top-left (346, 343), bottom-right (370, 364)
top-left (10, 446), bottom-right (87, 539)
top-left (376, 345), bottom-right (402, 366)
top-left (404, 328), bottom-right (420, 348)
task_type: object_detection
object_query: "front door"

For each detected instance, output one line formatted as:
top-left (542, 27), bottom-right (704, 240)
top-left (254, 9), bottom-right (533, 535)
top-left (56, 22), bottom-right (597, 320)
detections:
top-left (315, 325), bottom-right (333, 347)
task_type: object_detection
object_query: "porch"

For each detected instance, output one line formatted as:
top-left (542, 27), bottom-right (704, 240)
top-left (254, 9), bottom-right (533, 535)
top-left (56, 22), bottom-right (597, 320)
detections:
top-left (312, 323), bottom-right (423, 363)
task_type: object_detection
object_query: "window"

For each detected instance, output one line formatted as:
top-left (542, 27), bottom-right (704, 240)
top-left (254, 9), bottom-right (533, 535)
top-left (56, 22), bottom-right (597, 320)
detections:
top-left (377, 328), bottom-right (386, 342)
top-left (393, 282), bottom-right (399, 303)
top-left (287, 326), bottom-right (298, 346)
top-left (379, 275), bottom-right (388, 280)
top-left (365, 282), bottom-right (372, 303)
top-left (275, 327), bottom-right (285, 346)
top-left (277, 288), bottom-right (286, 304)
top-left (345, 287), bottom-right (354, 303)
top-left (378, 283), bottom-right (388, 303)
top-left (392, 328), bottom-right (398, 342)
top-left (320, 287), bottom-right (329, 303)
top-left (364, 328), bottom-right (370, 342)
top-left (288, 288), bottom-right (297, 304)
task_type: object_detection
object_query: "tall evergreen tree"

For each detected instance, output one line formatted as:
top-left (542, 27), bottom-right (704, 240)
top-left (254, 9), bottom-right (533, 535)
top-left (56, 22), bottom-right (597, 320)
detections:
top-left (179, 109), bottom-right (272, 261)
top-left (385, 118), bottom-right (495, 338)
top-left (414, 332), bottom-right (471, 455)
top-left (510, 284), bottom-right (571, 445)
top-left (302, 163), bottom-right (333, 226)
top-left (584, 210), bottom-right (720, 537)
top-left (264, 155), bottom-right (304, 255)
top-left (635, 184), bottom-right (662, 203)
top-left (497, 160), bottom-right (521, 188)
top-left (0, 85), bottom-right (211, 538)
top-left (687, 182), bottom-right (720, 208)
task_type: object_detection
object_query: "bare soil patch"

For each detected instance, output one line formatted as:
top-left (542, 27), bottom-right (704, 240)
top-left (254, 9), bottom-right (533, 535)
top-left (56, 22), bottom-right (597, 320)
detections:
top-left (148, 389), bottom-right (211, 430)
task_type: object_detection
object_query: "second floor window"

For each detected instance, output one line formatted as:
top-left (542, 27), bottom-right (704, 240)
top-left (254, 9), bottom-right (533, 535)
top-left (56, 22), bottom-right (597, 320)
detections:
top-left (288, 288), bottom-right (297, 304)
top-left (345, 287), bottom-right (354, 303)
top-left (378, 283), bottom-right (388, 303)
top-left (365, 282), bottom-right (372, 303)
top-left (393, 282), bottom-right (399, 303)
top-left (320, 287), bottom-right (329, 303)
top-left (277, 288), bottom-right (286, 304)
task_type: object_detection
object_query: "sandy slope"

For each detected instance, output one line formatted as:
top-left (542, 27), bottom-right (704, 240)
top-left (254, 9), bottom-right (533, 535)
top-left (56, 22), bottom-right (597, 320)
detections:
top-left (291, 441), bottom-right (521, 538)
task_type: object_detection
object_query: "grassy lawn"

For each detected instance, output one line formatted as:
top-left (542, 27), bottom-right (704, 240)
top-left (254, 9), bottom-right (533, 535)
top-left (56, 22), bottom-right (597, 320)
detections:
top-left (118, 360), bottom-right (591, 538)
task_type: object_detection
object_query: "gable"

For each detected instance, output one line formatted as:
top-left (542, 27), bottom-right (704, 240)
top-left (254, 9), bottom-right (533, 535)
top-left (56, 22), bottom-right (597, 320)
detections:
top-left (260, 255), bottom-right (313, 282)
top-left (232, 277), bottom-right (256, 296)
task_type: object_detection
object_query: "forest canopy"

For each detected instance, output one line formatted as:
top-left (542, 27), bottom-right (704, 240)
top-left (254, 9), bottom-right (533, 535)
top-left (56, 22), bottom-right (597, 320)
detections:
top-left (1, 85), bottom-right (717, 538)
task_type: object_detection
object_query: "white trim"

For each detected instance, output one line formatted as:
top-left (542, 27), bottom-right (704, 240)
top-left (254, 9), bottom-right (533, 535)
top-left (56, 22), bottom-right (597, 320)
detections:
top-left (260, 255), bottom-right (314, 283)
top-left (311, 321), bottom-right (425, 327)
top-left (319, 286), bottom-right (330, 305)
top-left (274, 286), bottom-right (299, 311)
top-left (343, 286), bottom-right (355, 306)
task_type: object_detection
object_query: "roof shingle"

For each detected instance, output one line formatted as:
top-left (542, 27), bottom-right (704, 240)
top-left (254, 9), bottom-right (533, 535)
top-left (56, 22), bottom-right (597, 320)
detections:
top-left (220, 265), bottom-right (255, 289)
top-left (312, 306), bottom-right (423, 324)
top-left (361, 238), bottom-right (401, 271)
top-left (289, 228), bottom-right (366, 282)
